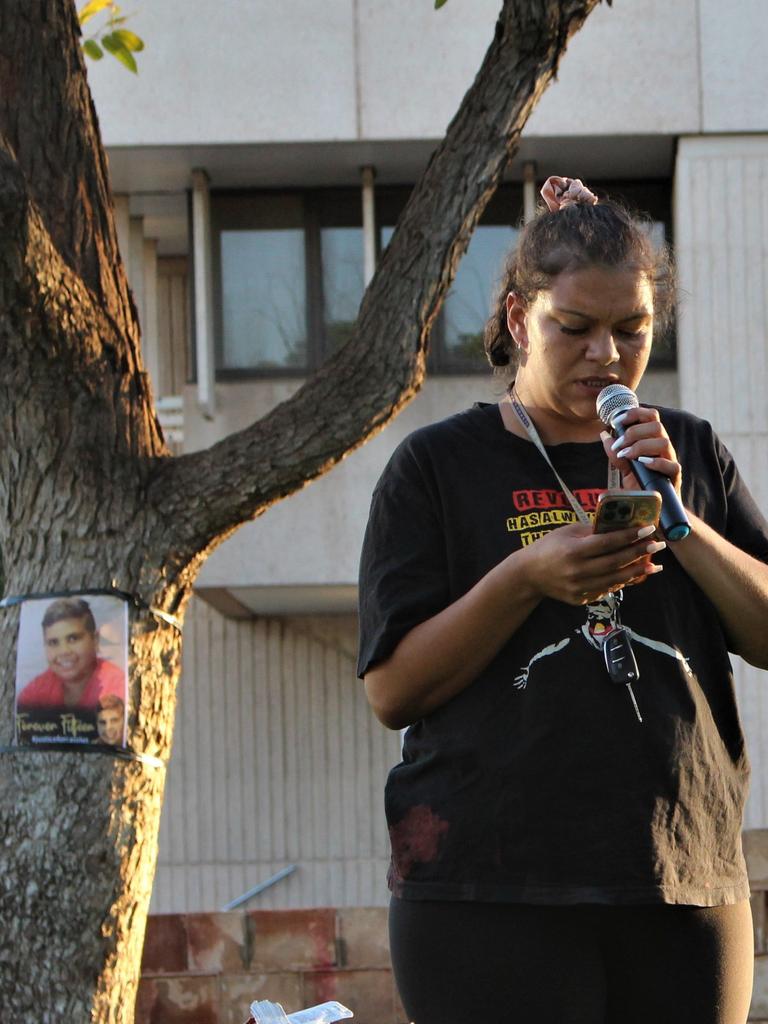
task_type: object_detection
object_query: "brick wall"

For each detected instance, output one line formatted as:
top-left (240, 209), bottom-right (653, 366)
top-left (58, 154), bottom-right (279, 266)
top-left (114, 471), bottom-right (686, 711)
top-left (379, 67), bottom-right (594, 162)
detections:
top-left (747, 832), bottom-right (768, 1022)
top-left (138, 830), bottom-right (768, 1024)
top-left (137, 907), bottom-right (402, 1024)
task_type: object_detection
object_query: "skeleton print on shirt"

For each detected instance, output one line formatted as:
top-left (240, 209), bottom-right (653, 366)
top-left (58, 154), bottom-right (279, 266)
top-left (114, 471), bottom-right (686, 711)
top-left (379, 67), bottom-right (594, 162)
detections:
top-left (513, 594), bottom-right (692, 690)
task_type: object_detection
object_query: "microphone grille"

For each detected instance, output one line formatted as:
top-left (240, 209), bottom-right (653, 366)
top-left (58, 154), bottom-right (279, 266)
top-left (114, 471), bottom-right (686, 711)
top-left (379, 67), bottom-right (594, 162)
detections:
top-left (596, 383), bottom-right (639, 426)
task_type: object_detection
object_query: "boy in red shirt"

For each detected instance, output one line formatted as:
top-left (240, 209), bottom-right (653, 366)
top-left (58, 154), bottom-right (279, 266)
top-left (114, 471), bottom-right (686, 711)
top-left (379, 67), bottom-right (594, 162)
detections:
top-left (17, 598), bottom-right (125, 711)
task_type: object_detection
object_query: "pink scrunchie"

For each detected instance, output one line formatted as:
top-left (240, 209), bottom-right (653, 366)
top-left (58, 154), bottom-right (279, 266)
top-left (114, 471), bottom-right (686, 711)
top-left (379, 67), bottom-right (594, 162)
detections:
top-left (540, 176), bottom-right (598, 212)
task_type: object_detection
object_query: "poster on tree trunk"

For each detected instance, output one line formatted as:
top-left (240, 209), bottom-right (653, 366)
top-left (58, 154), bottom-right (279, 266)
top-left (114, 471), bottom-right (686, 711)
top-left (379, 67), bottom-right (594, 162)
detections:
top-left (14, 595), bottom-right (128, 748)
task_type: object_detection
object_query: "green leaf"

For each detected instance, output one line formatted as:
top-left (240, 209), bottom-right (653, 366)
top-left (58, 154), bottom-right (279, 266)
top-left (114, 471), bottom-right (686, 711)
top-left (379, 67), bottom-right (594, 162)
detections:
top-left (434, 0), bottom-right (449, 7)
top-left (112, 28), bottom-right (144, 52)
top-left (82, 39), bottom-right (104, 60)
top-left (78, 0), bottom-right (113, 27)
top-left (102, 32), bottom-right (138, 73)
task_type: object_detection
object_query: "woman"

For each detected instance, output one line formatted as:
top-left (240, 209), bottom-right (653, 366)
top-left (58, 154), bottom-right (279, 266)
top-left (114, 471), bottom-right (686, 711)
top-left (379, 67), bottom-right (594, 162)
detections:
top-left (357, 177), bottom-right (768, 1023)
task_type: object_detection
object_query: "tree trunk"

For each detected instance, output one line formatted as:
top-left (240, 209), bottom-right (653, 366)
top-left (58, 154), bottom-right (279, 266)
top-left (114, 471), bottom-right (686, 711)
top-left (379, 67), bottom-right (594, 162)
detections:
top-left (0, 0), bottom-right (606, 1018)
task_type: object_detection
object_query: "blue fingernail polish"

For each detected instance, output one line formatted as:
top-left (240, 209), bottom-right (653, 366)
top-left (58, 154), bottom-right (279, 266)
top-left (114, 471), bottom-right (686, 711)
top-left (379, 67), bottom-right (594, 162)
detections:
top-left (617, 447), bottom-right (632, 459)
top-left (613, 412), bottom-right (628, 426)
top-left (637, 456), bottom-right (654, 464)
top-left (610, 436), bottom-right (625, 452)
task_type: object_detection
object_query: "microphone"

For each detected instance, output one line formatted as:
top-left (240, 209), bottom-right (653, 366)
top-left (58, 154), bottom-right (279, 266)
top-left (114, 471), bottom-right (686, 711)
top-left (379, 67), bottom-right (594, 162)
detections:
top-left (596, 384), bottom-right (691, 542)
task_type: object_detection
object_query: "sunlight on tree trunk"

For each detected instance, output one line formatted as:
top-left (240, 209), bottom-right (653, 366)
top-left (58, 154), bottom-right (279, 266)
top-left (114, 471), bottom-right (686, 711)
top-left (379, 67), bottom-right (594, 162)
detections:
top-left (0, 0), bottom-right (607, 1018)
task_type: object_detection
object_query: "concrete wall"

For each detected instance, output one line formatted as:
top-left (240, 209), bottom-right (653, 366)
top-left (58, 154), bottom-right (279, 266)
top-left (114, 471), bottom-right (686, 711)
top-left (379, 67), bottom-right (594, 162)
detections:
top-left (675, 135), bottom-right (768, 831)
top-left (87, 0), bottom-right (768, 148)
top-left (699, 0), bottom-right (768, 132)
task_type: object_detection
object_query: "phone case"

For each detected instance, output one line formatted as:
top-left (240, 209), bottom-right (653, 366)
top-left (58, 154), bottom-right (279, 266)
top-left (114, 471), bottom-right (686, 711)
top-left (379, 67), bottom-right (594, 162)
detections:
top-left (593, 490), bottom-right (661, 534)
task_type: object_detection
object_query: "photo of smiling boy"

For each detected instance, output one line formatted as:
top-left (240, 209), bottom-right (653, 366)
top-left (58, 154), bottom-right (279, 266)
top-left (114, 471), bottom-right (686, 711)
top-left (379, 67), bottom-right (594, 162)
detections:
top-left (14, 596), bottom-right (128, 747)
top-left (17, 598), bottom-right (124, 710)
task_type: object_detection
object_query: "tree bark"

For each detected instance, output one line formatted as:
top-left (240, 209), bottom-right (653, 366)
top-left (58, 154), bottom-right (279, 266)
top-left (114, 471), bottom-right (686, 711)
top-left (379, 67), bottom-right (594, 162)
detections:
top-left (0, 0), bottom-right (606, 1018)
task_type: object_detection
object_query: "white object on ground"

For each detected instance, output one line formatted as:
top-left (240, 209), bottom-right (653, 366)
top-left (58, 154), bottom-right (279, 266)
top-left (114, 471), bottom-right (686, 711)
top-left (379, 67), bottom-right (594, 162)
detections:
top-left (249, 1001), bottom-right (353, 1024)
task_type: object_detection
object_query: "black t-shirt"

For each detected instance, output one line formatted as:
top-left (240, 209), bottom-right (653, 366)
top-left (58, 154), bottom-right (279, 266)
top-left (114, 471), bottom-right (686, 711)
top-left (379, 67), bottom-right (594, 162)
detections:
top-left (357, 402), bottom-right (768, 906)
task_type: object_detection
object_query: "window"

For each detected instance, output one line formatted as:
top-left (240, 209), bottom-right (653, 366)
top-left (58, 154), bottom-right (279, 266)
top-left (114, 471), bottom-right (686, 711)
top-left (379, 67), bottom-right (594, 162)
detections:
top-left (442, 225), bottom-right (519, 368)
top-left (318, 192), bottom-right (366, 356)
top-left (213, 194), bottom-right (307, 373)
top-left (211, 189), bottom-right (369, 377)
top-left (207, 179), bottom-right (673, 378)
top-left (377, 186), bottom-right (523, 374)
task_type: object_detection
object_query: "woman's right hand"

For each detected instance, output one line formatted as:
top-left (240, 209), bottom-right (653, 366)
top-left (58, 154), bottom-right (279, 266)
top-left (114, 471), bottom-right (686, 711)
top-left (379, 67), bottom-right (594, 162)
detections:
top-left (517, 522), bottom-right (664, 606)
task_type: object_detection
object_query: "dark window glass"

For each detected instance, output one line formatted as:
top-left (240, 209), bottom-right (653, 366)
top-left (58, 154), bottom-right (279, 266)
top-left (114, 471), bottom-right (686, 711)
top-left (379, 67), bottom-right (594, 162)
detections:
top-left (443, 224), bottom-right (518, 370)
top-left (220, 227), bottom-right (307, 369)
top-left (213, 194), bottom-right (307, 372)
top-left (206, 179), bottom-right (674, 377)
top-left (321, 226), bottom-right (365, 355)
top-left (378, 185), bottom-right (523, 374)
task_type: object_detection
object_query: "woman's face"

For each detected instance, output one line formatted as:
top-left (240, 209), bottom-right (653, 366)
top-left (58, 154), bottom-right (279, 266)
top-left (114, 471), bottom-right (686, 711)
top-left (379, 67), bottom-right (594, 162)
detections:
top-left (507, 265), bottom-right (654, 441)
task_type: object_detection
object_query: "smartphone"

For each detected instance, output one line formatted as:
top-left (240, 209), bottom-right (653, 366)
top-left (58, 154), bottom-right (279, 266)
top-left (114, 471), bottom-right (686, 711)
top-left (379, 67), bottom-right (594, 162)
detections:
top-left (593, 490), bottom-right (661, 534)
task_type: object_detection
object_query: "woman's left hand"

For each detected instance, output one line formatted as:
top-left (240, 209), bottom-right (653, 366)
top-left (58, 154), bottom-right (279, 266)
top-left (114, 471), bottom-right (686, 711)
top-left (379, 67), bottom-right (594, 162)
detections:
top-left (600, 407), bottom-right (682, 497)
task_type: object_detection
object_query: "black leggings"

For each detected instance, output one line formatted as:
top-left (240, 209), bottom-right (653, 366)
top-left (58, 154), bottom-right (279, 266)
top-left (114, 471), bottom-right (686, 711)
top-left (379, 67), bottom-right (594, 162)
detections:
top-left (389, 896), bottom-right (754, 1024)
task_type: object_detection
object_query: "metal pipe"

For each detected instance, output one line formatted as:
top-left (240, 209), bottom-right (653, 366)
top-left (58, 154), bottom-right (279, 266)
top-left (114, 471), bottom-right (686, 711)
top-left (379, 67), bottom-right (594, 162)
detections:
top-left (220, 864), bottom-right (298, 911)
top-left (191, 168), bottom-right (216, 419)
top-left (361, 166), bottom-right (376, 286)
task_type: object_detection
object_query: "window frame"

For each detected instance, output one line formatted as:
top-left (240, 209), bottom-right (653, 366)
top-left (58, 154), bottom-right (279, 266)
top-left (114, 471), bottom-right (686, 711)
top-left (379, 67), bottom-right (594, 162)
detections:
top-left (208, 187), bottom-right (369, 380)
top-left (196, 178), bottom-right (674, 381)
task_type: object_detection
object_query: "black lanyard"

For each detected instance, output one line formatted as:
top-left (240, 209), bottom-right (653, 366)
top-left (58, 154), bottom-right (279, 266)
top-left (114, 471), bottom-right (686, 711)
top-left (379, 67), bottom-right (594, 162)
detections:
top-left (507, 390), bottom-right (643, 723)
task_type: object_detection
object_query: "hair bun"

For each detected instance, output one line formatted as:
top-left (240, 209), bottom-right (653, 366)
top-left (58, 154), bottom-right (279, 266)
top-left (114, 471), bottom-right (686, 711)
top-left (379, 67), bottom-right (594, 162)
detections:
top-left (540, 176), bottom-right (598, 213)
top-left (484, 313), bottom-right (513, 367)
top-left (488, 344), bottom-right (511, 367)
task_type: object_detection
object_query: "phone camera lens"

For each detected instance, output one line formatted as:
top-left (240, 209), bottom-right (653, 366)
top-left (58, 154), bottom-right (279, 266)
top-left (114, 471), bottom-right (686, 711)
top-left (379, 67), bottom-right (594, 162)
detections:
top-left (617, 503), bottom-right (632, 519)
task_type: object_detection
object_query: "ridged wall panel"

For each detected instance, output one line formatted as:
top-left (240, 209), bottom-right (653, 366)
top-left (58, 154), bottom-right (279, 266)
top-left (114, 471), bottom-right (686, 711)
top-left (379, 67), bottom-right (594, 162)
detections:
top-left (151, 599), bottom-right (401, 913)
top-left (156, 257), bottom-right (189, 396)
top-left (675, 137), bottom-right (768, 829)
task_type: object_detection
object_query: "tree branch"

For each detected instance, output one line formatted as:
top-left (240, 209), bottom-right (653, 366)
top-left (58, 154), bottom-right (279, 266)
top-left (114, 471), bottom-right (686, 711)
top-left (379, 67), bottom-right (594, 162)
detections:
top-left (154, 0), bottom-right (606, 560)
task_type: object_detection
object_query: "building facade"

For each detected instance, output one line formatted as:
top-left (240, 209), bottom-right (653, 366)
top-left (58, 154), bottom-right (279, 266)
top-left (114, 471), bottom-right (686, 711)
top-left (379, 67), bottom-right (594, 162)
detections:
top-left (86, 0), bottom-right (768, 912)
